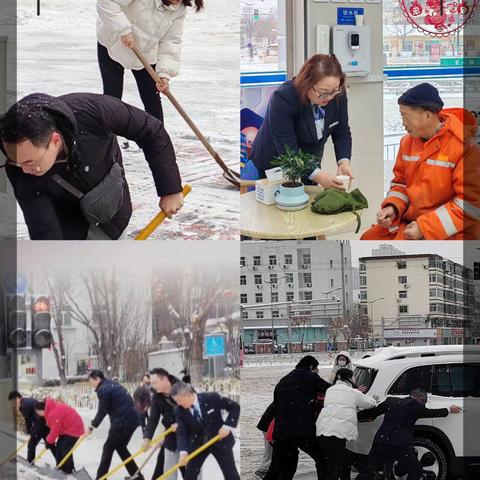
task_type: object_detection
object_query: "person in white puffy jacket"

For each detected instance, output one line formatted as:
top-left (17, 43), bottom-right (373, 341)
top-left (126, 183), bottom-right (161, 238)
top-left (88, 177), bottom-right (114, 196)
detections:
top-left (96, 0), bottom-right (204, 124)
top-left (316, 368), bottom-right (377, 480)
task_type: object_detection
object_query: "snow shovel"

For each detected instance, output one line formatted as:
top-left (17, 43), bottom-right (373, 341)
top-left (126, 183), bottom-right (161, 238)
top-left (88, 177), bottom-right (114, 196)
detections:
top-left (134, 183), bottom-right (192, 240)
top-left (128, 425), bottom-right (176, 479)
top-left (0, 437), bottom-right (29, 465)
top-left (56, 433), bottom-right (89, 470)
top-left (32, 446), bottom-right (48, 464)
top-left (156, 434), bottom-right (222, 480)
top-left (131, 46), bottom-right (240, 189)
top-left (17, 456), bottom-right (93, 480)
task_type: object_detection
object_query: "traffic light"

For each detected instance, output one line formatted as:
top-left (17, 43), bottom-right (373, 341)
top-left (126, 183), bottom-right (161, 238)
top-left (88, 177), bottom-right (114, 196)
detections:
top-left (474, 262), bottom-right (480, 281)
top-left (253, 8), bottom-right (259, 20)
top-left (6, 294), bottom-right (27, 348)
top-left (31, 295), bottom-right (52, 348)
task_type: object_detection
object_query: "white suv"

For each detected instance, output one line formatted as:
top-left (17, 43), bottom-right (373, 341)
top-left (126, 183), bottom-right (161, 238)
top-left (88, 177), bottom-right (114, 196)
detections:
top-left (347, 345), bottom-right (480, 480)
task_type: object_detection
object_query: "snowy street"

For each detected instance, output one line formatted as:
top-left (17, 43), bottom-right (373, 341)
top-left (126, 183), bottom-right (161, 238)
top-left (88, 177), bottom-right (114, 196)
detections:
top-left (16, 0), bottom-right (239, 240)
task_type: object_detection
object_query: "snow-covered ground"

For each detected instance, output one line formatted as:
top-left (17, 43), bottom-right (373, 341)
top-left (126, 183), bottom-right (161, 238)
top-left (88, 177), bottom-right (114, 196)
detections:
top-left (15, 0), bottom-right (239, 240)
top-left (1, 407), bottom-right (240, 479)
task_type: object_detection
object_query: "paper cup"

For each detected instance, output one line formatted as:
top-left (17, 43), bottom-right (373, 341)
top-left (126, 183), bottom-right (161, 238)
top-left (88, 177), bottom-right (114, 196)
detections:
top-left (336, 175), bottom-right (350, 191)
top-left (355, 14), bottom-right (364, 26)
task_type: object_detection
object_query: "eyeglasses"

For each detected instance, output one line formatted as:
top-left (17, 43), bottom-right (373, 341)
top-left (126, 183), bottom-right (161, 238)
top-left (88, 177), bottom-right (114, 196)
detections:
top-left (312, 86), bottom-right (342, 100)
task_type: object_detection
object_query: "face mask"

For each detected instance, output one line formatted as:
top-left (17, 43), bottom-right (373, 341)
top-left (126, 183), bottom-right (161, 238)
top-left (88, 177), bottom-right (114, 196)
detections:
top-left (162, 2), bottom-right (181, 11)
top-left (338, 360), bottom-right (347, 367)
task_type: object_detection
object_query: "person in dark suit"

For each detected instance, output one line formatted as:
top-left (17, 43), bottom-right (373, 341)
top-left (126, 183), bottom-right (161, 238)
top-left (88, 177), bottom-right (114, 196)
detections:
top-left (264, 355), bottom-right (331, 480)
top-left (8, 391), bottom-right (56, 464)
top-left (357, 388), bottom-right (462, 480)
top-left (250, 54), bottom-right (353, 188)
top-left (86, 370), bottom-right (144, 480)
top-left (171, 381), bottom-right (240, 480)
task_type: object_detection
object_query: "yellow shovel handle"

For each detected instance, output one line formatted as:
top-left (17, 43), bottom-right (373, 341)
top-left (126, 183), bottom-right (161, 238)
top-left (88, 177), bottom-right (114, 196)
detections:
top-left (151, 425), bottom-right (175, 446)
top-left (32, 446), bottom-right (48, 464)
top-left (0, 438), bottom-right (30, 465)
top-left (56, 433), bottom-right (88, 469)
top-left (98, 446), bottom-right (146, 480)
top-left (157, 434), bottom-right (222, 480)
top-left (134, 184), bottom-right (192, 240)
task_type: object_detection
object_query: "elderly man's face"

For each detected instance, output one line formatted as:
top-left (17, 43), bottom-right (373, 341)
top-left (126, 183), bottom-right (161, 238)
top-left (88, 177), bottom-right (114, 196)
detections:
top-left (399, 105), bottom-right (433, 138)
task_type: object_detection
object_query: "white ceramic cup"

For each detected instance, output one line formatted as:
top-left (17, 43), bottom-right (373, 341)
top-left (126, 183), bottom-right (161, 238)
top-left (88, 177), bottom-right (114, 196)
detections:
top-left (336, 175), bottom-right (350, 191)
top-left (355, 14), bottom-right (364, 26)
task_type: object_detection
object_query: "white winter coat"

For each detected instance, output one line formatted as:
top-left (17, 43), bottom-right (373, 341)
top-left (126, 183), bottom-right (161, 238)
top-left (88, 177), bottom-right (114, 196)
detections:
top-left (316, 381), bottom-right (376, 441)
top-left (97, 0), bottom-right (186, 78)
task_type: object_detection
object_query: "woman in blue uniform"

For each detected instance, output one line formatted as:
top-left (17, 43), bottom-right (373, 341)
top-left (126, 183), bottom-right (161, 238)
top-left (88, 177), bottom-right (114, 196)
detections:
top-left (251, 54), bottom-right (353, 188)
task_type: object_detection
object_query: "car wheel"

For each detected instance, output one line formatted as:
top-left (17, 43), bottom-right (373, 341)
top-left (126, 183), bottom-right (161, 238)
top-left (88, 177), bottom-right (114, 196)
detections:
top-left (385, 437), bottom-right (448, 480)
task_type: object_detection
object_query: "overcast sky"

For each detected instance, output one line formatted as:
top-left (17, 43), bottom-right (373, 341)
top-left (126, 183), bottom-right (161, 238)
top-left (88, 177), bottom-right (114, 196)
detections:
top-left (350, 241), bottom-right (479, 268)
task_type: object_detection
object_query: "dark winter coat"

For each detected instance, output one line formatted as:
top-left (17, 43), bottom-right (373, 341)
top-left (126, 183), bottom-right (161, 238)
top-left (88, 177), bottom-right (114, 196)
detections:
top-left (250, 80), bottom-right (352, 176)
top-left (91, 379), bottom-right (140, 432)
top-left (174, 392), bottom-right (240, 454)
top-left (19, 397), bottom-right (39, 434)
top-left (257, 402), bottom-right (275, 433)
top-left (272, 368), bottom-right (330, 439)
top-left (5, 93), bottom-right (182, 240)
top-left (359, 396), bottom-right (449, 448)
top-left (144, 391), bottom-right (179, 452)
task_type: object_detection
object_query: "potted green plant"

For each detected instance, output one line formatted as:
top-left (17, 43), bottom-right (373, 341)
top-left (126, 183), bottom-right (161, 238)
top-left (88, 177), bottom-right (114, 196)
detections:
top-left (271, 146), bottom-right (318, 211)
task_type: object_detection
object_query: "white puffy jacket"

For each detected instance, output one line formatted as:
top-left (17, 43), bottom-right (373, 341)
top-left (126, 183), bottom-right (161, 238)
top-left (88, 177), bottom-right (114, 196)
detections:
top-left (316, 381), bottom-right (376, 441)
top-left (97, 0), bottom-right (186, 78)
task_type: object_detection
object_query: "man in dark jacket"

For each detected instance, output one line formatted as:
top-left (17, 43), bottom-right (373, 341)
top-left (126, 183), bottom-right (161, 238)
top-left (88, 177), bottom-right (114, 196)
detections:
top-left (0, 93), bottom-right (184, 239)
top-left (142, 368), bottom-right (184, 480)
top-left (86, 370), bottom-right (143, 480)
top-left (357, 388), bottom-right (462, 480)
top-left (264, 355), bottom-right (330, 480)
top-left (172, 381), bottom-right (240, 480)
top-left (8, 391), bottom-right (56, 463)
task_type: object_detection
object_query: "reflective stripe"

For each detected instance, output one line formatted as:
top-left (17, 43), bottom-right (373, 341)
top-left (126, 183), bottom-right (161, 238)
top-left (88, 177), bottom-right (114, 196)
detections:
top-left (386, 191), bottom-right (410, 204)
top-left (388, 226), bottom-right (399, 233)
top-left (390, 182), bottom-right (406, 189)
top-left (454, 198), bottom-right (480, 220)
top-left (426, 159), bottom-right (456, 168)
top-left (435, 205), bottom-right (457, 237)
top-left (402, 155), bottom-right (419, 162)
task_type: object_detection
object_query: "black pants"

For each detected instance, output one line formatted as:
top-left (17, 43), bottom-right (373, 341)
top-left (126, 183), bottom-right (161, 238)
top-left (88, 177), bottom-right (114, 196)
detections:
top-left (97, 42), bottom-right (164, 123)
top-left (55, 435), bottom-right (78, 474)
top-left (318, 435), bottom-right (346, 480)
top-left (357, 443), bottom-right (423, 480)
top-left (27, 418), bottom-right (56, 463)
top-left (184, 442), bottom-right (239, 480)
top-left (264, 436), bottom-right (326, 480)
top-left (151, 444), bottom-right (165, 480)
top-left (95, 426), bottom-right (141, 480)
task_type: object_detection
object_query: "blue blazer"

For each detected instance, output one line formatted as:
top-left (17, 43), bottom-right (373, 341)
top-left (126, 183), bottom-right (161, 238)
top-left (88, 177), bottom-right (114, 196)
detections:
top-left (250, 80), bottom-right (352, 177)
top-left (174, 392), bottom-right (240, 453)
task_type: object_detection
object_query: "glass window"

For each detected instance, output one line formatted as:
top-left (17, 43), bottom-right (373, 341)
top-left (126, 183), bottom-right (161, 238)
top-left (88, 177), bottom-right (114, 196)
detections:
top-left (450, 364), bottom-right (480, 398)
top-left (304, 273), bottom-right (312, 284)
top-left (397, 260), bottom-right (407, 269)
top-left (272, 310), bottom-right (280, 318)
top-left (240, 256), bottom-right (245, 267)
top-left (240, 294), bottom-right (247, 304)
top-left (304, 291), bottom-right (312, 301)
top-left (271, 292), bottom-right (278, 303)
top-left (330, 279), bottom-right (334, 288)
top-left (61, 311), bottom-right (72, 327)
top-left (284, 254), bottom-right (292, 265)
top-left (353, 367), bottom-right (378, 393)
top-left (286, 292), bottom-right (294, 302)
top-left (398, 276), bottom-right (407, 284)
top-left (242, 310), bottom-right (248, 319)
top-left (359, 263), bottom-right (366, 272)
top-left (255, 293), bottom-right (263, 303)
top-left (270, 274), bottom-right (277, 283)
top-left (388, 366), bottom-right (433, 395)
top-left (399, 305), bottom-right (408, 313)
top-left (399, 290), bottom-right (407, 299)
top-left (360, 291), bottom-right (367, 300)
top-left (269, 255), bottom-right (277, 265)
top-left (303, 254), bottom-right (311, 265)
top-left (256, 311), bottom-right (264, 319)
top-left (253, 256), bottom-right (261, 266)
top-left (254, 275), bottom-right (262, 285)
top-left (240, 275), bottom-right (246, 286)
top-left (432, 364), bottom-right (452, 397)
top-left (360, 276), bottom-right (367, 286)
top-left (330, 260), bottom-right (333, 269)
top-left (286, 273), bottom-right (293, 283)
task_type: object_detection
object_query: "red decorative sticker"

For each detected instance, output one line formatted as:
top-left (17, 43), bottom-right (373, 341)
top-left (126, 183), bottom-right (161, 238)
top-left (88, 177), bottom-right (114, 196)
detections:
top-left (399, 0), bottom-right (479, 36)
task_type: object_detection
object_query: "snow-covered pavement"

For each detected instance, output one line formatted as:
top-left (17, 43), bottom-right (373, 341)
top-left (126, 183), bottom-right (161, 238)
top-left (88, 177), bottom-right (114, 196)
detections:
top-left (16, 0), bottom-right (239, 240)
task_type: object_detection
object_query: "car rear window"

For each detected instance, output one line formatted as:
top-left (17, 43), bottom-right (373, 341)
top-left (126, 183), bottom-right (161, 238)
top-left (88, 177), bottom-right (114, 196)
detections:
top-left (432, 363), bottom-right (480, 398)
top-left (388, 365), bottom-right (433, 395)
top-left (353, 366), bottom-right (378, 392)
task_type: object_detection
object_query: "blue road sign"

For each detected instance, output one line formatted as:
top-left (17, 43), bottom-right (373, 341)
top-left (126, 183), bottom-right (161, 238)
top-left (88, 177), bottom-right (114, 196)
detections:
top-left (204, 334), bottom-right (225, 357)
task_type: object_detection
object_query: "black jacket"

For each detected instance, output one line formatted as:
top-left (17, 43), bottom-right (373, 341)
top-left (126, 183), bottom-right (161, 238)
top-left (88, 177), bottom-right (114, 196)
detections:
top-left (257, 402), bottom-right (275, 433)
top-left (250, 80), bottom-right (352, 176)
top-left (174, 392), bottom-right (240, 454)
top-left (19, 397), bottom-right (38, 434)
top-left (359, 396), bottom-right (449, 448)
top-left (5, 93), bottom-right (182, 240)
top-left (91, 379), bottom-right (140, 431)
top-left (144, 391), bottom-right (178, 452)
top-left (272, 368), bottom-right (330, 439)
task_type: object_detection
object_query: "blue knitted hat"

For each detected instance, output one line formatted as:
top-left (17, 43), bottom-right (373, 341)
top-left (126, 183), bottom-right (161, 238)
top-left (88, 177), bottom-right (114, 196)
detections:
top-left (398, 83), bottom-right (444, 112)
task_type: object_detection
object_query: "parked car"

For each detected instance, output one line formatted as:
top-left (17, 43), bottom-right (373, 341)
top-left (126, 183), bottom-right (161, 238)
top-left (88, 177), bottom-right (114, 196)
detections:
top-left (348, 345), bottom-right (480, 480)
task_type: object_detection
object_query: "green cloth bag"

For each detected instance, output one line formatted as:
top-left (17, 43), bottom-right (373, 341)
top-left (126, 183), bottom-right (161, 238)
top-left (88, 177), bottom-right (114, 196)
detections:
top-left (311, 188), bottom-right (368, 233)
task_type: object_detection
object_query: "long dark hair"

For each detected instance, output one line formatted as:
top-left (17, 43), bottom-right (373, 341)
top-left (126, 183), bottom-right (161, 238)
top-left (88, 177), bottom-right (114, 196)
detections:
top-left (335, 368), bottom-right (357, 388)
top-left (162, 0), bottom-right (204, 11)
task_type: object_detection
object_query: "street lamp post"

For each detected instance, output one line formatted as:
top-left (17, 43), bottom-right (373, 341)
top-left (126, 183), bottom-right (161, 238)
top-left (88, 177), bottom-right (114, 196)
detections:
top-left (367, 297), bottom-right (384, 344)
top-left (265, 275), bottom-right (287, 355)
